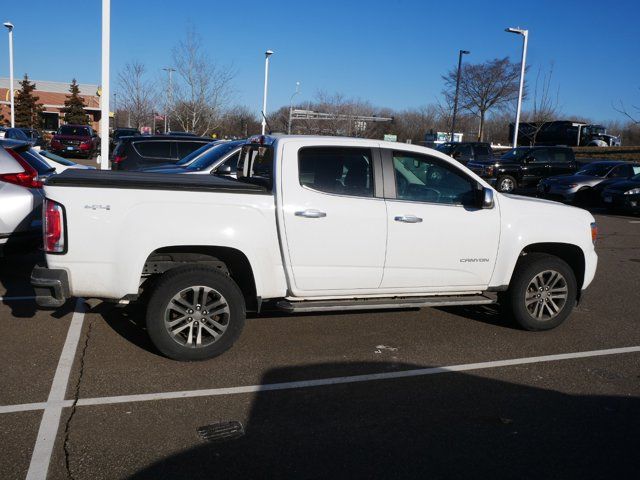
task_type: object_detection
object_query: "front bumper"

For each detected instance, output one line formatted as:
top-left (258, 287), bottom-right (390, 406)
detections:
top-left (30, 265), bottom-right (70, 308)
top-left (602, 193), bottom-right (640, 212)
top-left (537, 183), bottom-right (578, 202)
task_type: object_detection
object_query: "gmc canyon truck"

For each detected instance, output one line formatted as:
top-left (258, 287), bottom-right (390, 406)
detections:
top-left (32, 135), bottom-right (598, 361)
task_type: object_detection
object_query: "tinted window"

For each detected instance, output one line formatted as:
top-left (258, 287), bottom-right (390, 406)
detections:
top-left (135, 141), bottom-right (172, 159)
top-left (6, 129), bottom-right (29, 141)
top-left (475, 145), bottom-right (491, 156)
top-left (59, 125), bottom-right (90, 136)
top-left (531, 149), bottom-right (549, 163)
top-left (609, 165), bottom-right (630, 178)
top-left (298, 147), bottom-right (374, 198)
top-left (215, 151), bottom-right (241, 172)
top-left (177, 141), bottom-right (209, 158)
top-left (392, 152), bottom-right (476, 206)
top-left (551, 150), bottom-right (570, 163)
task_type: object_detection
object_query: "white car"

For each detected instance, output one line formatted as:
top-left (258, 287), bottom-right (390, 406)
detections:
top-left (37, 150), bottom-right (94, 173)
top-left (32, 135), bottom-right (598, 361)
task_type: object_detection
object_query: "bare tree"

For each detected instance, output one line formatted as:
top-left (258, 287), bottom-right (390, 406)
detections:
top-left (521, 63), bottom-right (561, 144)
top-left (117, 61), bottom-right (157, 129)
top-left (613, 87), bottom-right (640, 125)
top-left (170, 27), bottom-right (235, 135)
top-left (443, 57), bottom-right (524, 141)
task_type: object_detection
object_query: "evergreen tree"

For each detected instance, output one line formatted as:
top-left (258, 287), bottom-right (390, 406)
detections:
top-left (62, 79), bottom-right (89, 125)
top-left (15, 74), bottom-right (44, 128)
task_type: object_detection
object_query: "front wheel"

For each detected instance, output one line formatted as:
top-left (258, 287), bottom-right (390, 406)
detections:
top-left (146, 265), bottom-right (246, 361)
top-left (496, 175), bottom-right (517, 193)
top-left (503, 253), bottom-right (577, 331)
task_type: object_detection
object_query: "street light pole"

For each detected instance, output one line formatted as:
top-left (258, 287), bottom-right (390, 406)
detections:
top-left (99, 0), bottom-right (110, 170)
top-left (450, 49), bottom-right (469, 144)
top-left (162, 67), bottom-right (175, 133)
top-left (3, 22), bottom-right (15, 128)
top-left (506, 27), bottom-right (529, 148)
top-left (288, 81), bottom-right (300, 135)
top-left (113, 92), bottom-right (117, 128)
top-left (261, 50), bottom-right (274, 135)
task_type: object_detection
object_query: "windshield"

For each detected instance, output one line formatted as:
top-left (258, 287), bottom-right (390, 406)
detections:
top-left (59, 125), bottom-right (90, 136)
top-left (39, 150), bottom-right (77, 166)
top-left (500, 148), bottom-right (530, 161)
top-left (576, 164), bottom-right (614, 177)
top-left (186, 142), bottom-right (241, 170)
top-left (174, 143), bottom-right (216, 167)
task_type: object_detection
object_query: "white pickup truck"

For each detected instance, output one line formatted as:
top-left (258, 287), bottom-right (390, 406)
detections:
top-left (32, 135), bottom-right (598, 360)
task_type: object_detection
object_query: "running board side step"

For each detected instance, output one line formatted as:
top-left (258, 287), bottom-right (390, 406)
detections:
top-left (276, 294), bottom-right (496, 313)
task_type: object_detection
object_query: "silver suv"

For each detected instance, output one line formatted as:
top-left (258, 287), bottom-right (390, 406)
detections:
top-left (0, 139), bottom-right (54, 254)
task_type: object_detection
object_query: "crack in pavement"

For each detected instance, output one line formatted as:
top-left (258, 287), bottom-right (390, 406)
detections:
top-left (62, 319), bottom-right (94, 480)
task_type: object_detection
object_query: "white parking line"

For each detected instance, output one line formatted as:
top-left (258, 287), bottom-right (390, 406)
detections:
top-left (1, 345), bottom-right (638, 417)
top-left (25, 298), bottom-right (86, 480)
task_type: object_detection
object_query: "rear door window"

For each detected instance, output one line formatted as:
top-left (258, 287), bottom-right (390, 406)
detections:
top-left (551, 150), bottom-right (570, 163)
top-left (298, 147), bottom-right (374, 198)
top-left (531, 149), bottom-right (549, 163)
top-left (134, 141), bottom-right (172, 159)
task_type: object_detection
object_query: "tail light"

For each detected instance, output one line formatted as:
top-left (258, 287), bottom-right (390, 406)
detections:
top-left (113, 154), bottom-right (126, 168)
top-left (0, 149), bottom-right (43, 188)
top-left (43, 199), bottom-right (66, 253)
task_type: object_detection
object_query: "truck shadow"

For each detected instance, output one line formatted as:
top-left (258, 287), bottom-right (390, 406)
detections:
top-left (126, 360), bottom-right (640, 479)
top-left (0, 249), bottom-right (43, 318)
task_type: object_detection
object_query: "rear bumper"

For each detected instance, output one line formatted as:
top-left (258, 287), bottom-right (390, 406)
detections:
top-left (30, 265), bottom-right (70, 308)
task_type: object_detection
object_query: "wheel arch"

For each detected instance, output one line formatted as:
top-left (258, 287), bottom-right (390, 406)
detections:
top-left (519, 242), bottom-right (586, 299)
top-left (141, 245), bottom-right (260, 312)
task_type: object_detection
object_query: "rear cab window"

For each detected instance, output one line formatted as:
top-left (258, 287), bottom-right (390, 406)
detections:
top-left (298, 147), bottom-right (374, 198)
top-left (237, 139), bottom-right (275, 190)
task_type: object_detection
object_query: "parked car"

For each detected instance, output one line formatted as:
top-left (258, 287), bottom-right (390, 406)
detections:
top-left (38, 150), bottom-right (95, 173)
top-left (111, 135), bottom-right (214, 171)
top-left (601, 173), bottom-right (640, 214)
top-left (50, 125), bottom-right (99, 158)
top-left (436, 142), bottom-right (493, 165)
top-left (32, 135), bottom-right (598, 361)
top-left (0, 139), bottom-right (55, 254)
top-left (468, 146), bottom-right (577, 193)
top-left (109, 128), bottom-right (140, 153)
top-left (167, 131), bottom-right (198, 136)
top-left (3, 127), bottom-right (33, 145)
top-left (538, 161), bottom-right (640, 205)
top-left (141, 140), bottom-right (243, 175)
top-left (19, 128), bottom-right (47, 149)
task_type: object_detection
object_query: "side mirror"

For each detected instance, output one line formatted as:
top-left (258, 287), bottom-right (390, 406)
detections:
top-left (215, 164), bottom-right (233, 175)
top-left (481, 187), bottom-right (495, 209)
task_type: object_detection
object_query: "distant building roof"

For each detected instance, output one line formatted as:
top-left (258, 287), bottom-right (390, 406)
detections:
top-left (0, 78), bottom-right (99, 96)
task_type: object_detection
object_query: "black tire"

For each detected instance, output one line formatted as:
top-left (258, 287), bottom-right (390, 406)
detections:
top-left (503, 253), bottom-right (577, 331)
top-left (496, 175), bottom-right (517, 193)
top-left (145, 265), bottom-right (246, 361)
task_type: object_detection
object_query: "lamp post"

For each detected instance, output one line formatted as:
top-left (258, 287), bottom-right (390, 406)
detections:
top-left (288, 81), bottom-right (300, 135)
top-left (99, 0), bottom-right (110, 170)
top-left (506, 27), bottom-right (528, 147)
top-left (3, 22), bottom-right (14, 128)
top-left (450, 49), bottom-right (469, 144)
top-left (162, 67), bottom-right (175, 133)
top-left (261, 50), bottom-right (274, 135)
top-left (113, 92), bottom-right (117, 128)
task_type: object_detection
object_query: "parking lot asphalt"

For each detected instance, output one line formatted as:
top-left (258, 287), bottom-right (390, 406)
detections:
top-left (0, 209), bottom-right (639, 479)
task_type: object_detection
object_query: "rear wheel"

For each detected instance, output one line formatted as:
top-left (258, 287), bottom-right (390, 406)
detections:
top-left (496, 175), bottom-right (517, 193)
top-left (146, 265), bottom-right (246, 361)
top-left (503, 253), bottom-right (577, 331)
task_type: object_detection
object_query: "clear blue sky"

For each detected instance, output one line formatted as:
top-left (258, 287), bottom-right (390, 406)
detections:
top-left (1, 0), bottom-right (638, 122)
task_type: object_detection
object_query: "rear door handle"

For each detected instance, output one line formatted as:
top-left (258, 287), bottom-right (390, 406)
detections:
top-left (394, 215), bottom-right (423, 223)
top-left (295, 209), bottom-right (327, 218)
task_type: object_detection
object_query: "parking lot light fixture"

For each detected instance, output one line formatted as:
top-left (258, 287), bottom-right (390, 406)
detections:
top-left (450, 49), bottom-right (470, 144)
top-left (288, 81), bottom-right (300, 135)
top-left (505, 27), bottom-right (529, 148)
top-left (3, 22), bottom-right (14, 128)
top-left (261, 50), bottom-right (274, 135)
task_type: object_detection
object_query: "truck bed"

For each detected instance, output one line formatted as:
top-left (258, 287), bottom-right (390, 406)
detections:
top-left (45, 169), bottom-right (268, 194)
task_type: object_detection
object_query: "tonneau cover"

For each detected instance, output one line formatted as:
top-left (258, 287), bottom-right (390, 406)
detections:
top-left (45, 169), bottom-right (268, 194)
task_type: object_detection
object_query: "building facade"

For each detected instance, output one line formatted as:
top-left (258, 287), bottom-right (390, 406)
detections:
top-left (0, 78), bottom-right (101, 133)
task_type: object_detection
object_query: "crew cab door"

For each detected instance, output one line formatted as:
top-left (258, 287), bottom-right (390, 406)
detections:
top-left (521, 149), bottom-right (549, 187)
top-left (381, 149), bottom-right (500, 290)
top-left (280, 143), bottom-right (387, 293)
top-left (548, 148), bottom-right (576, 176)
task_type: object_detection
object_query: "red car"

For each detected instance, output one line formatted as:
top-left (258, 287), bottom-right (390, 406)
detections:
top-left (50, 124), bottom-right (99, 158)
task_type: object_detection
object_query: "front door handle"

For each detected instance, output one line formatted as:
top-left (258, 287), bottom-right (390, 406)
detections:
top-left (295, 209), bottom-right (327, 218)
top-left (394, 215), bottom-right (423, 223)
